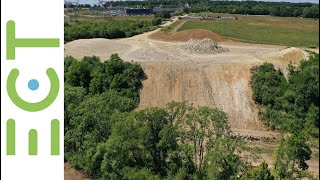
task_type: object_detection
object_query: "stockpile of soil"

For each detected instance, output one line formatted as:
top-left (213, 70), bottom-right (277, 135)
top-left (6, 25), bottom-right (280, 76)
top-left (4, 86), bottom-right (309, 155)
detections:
top-left (258, 47), bottom-right (309, 65)
top-left (183, 38), bottom-right (229, 53)
top-left (270, 47), bottom-right (308, 64)
top-left (149, 29), bottom-right (225, 42)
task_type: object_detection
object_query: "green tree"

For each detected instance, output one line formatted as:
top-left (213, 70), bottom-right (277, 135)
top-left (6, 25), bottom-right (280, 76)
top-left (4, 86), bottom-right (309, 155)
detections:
top-left (303, 5), bottom-right (319, 18)
top-left (64, 91), bottom-right (135, 176)
top-left (152, 17), bottom-right (162, 26)
top-left (287, 133), bottom-right (311, 171)
top-left (65, 54), bottom-right (145, 103)
top-left (101, 108), bottom-right (182, 179)
top-left (251, 54), bottom-right (319, 135)
top-left (165, 102), bottom-right (248, 179)
top-left (64, 19), bottom-right (154, 43)
top-left (203, 136), bottom-right (247, 180)
top-left (273, 133), bottom-right (311, 179)
top-left (64, 84), bottom-right (87, 130)
top-left (242, 161), bottom-right (274, 180)
top-left (65, 56), bottom-right (101, 91)
top-left (273, 136), bottom-right (292, 179)
top-left (251, 62), bottom-right (288, 107)
top-left (122, 167), bottom-right (161, 180)
top-left (155, 11), bottom-right (171, 19)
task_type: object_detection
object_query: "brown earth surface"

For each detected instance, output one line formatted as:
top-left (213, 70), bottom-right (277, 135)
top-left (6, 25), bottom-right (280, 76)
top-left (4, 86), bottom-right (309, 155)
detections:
top-left (149, 29), bottom-right (225, 42)
top-left (64, 17), bottom-right (318, 178)
top-left (138, 61), bottom-right (264, 131)
top-left (64, 163), bottom-right (91, 180)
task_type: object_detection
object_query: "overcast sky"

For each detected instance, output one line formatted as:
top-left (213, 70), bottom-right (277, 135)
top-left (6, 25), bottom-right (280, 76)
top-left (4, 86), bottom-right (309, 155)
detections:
top-left (66, 0), bottom-right (319, 5)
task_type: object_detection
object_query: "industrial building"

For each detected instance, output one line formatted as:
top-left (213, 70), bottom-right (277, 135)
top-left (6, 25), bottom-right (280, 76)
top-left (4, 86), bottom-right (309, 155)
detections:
top-left (126, 8), bottom-right (153, 15)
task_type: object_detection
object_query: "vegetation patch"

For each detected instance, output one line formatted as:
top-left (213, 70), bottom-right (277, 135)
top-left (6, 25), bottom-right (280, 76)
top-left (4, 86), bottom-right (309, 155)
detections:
top-left (64, 19), bottom-right (157, 43)
top-left (251, 53), bottom-right (319, 136)
top-left (179, 15), bottom-right (319, 47)
top-left (163, 20), bottom-right (182, 33)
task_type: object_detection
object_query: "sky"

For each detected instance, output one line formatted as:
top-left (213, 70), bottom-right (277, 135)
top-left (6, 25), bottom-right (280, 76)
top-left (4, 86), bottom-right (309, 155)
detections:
top-left (66, 0), bottom-right (319, 5)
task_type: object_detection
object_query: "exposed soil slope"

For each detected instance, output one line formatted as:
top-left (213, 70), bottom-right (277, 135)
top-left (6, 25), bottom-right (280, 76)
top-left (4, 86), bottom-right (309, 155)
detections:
top-left (257, 47), bottom-right (309, 65)
top-left (138, 62), bottom-right (264, 130)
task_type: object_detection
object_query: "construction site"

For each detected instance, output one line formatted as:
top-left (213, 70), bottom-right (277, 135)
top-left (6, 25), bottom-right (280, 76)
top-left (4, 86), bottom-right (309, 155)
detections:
top-left (65, 16), bottom-right (316, 129)
top-left (64, 14), bottom-right (319, 179)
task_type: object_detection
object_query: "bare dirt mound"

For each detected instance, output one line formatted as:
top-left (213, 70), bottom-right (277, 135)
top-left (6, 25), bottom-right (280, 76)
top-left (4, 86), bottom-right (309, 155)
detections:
top-left (64, 38), bottom-right (131, 61)
top-left (138, 61), bottom-right (266, 131)
top-left (149, 29), bottom-right (225, 42)
top-left (183, 38), bottom-right (229, 54)
top-left (259, 47), bottom-right (309, 65)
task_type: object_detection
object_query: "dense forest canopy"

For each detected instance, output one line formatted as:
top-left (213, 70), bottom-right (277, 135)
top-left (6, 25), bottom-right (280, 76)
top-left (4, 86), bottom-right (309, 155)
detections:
top-left (251, 54), bottom-right (319, 178)
top-left (251, 53), bottom-right (319, 136)
top-left (64, 20), bottom-right (157, 43)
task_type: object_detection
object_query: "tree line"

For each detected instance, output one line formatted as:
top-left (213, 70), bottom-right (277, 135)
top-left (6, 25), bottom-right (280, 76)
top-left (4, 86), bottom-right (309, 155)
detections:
top-left (251, 53), bottom-right (319, 136)
top-left (64, 54), bottom-right (316, 179)
top-left (64, 20), bottom-right (157, 43)
top-left (102, 0), bottom-right (319, 18)
top-left (183, 1), bottom-right (319, 18)
top-left (250, 53), bottom-right (319, 178)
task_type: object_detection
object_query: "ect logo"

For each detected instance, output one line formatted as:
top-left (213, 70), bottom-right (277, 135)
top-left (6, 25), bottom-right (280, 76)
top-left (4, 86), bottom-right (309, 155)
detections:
top-left (5, 20), bottom-right (61, 156)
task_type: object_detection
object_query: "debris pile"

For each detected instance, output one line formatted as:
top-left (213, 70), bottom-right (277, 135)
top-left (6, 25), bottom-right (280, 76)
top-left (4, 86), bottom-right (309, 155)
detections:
top-left (183, 38), bottom-right (229, 53)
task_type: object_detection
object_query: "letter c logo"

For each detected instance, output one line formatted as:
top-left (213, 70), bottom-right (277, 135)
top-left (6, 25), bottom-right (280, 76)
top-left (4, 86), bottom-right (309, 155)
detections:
top-left (7, 68), bottom-right (60, 112)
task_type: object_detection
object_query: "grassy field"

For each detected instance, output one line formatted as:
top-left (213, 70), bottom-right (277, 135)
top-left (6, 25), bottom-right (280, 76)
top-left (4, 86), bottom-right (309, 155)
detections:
top-left (162, 20), bottom-right (182, 33)
top-left (179, 13), bottom-right (319, 47)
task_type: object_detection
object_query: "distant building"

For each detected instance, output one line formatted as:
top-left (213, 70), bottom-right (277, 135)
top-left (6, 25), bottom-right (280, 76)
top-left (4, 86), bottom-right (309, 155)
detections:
top-left (152, 7), bottom-right (183, 13)
top-left (126, 8), bottom-right (153, 15)
top-left (90, 6), bottom-right (104, 11)
top-left (125, 7), bottom-right (184, 15)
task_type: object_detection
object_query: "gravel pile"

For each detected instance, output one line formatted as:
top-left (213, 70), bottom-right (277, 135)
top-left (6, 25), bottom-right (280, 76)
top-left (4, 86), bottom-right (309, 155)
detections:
top-left (183, 38), bottom-right (229, 53)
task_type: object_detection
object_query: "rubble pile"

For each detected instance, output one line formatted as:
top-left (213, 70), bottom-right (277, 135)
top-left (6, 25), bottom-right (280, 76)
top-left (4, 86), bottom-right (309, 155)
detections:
top-left (183, 38), bottom-right (229, 53)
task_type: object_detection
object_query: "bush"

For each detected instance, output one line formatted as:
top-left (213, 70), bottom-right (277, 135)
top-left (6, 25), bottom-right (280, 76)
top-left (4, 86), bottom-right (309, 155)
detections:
top-left (65, 54), bottom-right (145, 102)
top-left (155, 11), bottom-right (171, 19)
top-left (64, 20), bottom-right (154, 43)
top-left (152, 17), bottom-right (162, 26)
top-left (242, 162), bottom-right (274, 180)
top-left (251, 54), bottom-right (319, 135)
top-left (64, 54), bottom-right (146, 177)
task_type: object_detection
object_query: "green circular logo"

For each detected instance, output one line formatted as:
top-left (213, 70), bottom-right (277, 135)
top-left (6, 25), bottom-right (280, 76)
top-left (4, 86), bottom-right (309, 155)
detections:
top-left (7, 68), bottom-right (60, 112)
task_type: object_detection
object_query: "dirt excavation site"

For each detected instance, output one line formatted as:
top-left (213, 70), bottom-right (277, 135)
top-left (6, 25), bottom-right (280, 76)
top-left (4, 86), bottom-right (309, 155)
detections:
top-left (65, 26), bottom-right (311, 132)
top-left (65, 19), bottom-right (319, 177)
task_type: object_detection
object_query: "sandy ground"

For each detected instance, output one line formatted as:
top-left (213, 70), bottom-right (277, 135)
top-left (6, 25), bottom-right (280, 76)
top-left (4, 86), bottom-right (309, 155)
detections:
top-left (64, 17), bottom-right (319, 179)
